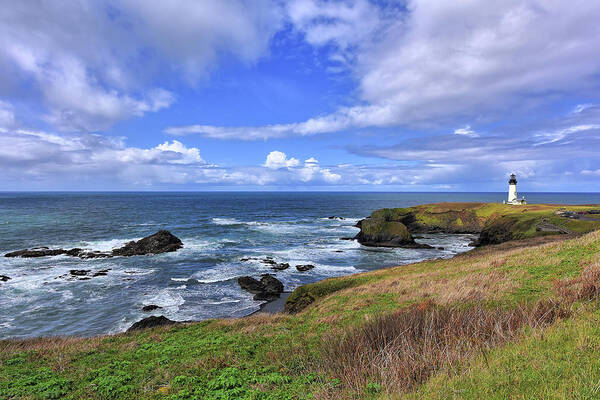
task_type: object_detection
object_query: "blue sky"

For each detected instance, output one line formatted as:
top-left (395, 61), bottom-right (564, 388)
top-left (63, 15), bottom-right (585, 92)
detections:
top-left (1, 0), bottom-right (600, 191)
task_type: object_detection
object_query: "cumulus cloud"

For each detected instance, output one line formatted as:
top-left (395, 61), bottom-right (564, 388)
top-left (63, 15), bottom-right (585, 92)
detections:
top-left (297, 156), bottom-right (341, 182)
top-left (169, 0), bottom-right (600, 140)
top-left (0, 0), bottom-right (282, 131)
top-left (155, 140), bottom-right (204, 164)
top-left (0, 130), bottom-right (347, 188)
top-left (263, 151), bottom-right (341, 183)
top-left (264, 151), bottom-right (299, 169)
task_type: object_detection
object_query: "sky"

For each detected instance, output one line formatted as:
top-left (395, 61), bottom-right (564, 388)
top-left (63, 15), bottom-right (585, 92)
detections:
top-left (1, 0), bottom-right (600, 192)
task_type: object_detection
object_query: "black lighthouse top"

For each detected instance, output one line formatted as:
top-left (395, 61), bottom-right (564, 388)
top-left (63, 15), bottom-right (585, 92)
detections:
top-left (509, 173), bottom-right (517, 185)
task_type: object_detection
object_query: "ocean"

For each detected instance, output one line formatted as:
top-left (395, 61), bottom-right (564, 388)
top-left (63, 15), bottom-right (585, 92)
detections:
top-left (2, 192), bottom-right (599, 339)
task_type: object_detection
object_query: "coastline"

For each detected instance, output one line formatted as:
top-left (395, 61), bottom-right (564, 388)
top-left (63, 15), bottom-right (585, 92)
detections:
top-left (4, 205), bottom-right (600, 398)
top-left (251, 292), bottom-right (292, 315)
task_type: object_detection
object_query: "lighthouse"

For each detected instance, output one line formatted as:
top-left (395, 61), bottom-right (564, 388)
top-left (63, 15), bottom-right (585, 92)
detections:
top-left (508, 173), bottom-right (518, 203)
top-left (504, 173), bottom-right (526, 205)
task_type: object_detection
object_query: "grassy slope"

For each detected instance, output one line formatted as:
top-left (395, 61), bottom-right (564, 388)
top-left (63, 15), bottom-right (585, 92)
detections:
top-left (372, 202), bottom-right (600, 238)
top-left (409, 308), bottom-right (600, 399)
top-left (3, 214), bottom-right (600, 398)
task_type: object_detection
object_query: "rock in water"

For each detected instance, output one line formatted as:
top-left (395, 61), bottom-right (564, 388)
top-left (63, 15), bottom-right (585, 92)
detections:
top-left (4, 230), bottom-right (183, 258)
top-left (271, 262), bottom-right (290, 271)
top-left (237, 274), bottom-right (284, 301)
top-left (5, 248), bottom-right (67, 258)
top-left (141, 305), bottom-right (162, 312)
top-left (260, 274), bottom-right (284, 295)
top-left (127, 315), bottom-right (177, 332)
top-left (354, 217), bottom-right (432, 248)
top-left (237, 276), bottom-right (265, 294)
top-left (0, 275), bottom-right (10, 282)
top-left (112, 230), bottom-right (183, 256)
top-left (70, 269), bottom-right (90, 276)
top-left (296, 264), bottom-right (315, 272)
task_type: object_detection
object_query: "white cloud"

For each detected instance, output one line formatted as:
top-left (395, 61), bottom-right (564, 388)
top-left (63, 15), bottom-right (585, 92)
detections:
top-left (296, 156), bottom-right (341, 182)
top-left (155, 140), bottom-right (204, 164)
top-left (0, 130), bottom-right (349, 188)
top-left (169, 0), bottom-right (600, 140)
top-left (264, 151), bottom-right (300, 169)
top-left (286, 0), bottom-right (385, 53)
top-left (321, 168), bottom-right (342, 183)
top-left (573, 104), bottom-right (595, 114)
top-left (0, 1), bottom-right (282, 131)
top-left (454, 125), bottom-right (478, 137)
top-left (533, 124), bottom-right (600, 146)
top-left (581, 169), bottom-right (600, 176)
top-left (3, 125), bottom-right (597, 190)
top-left (262, 151), bottom-right (341, 183)
top-left (164, 112), bottom-right (356, 139)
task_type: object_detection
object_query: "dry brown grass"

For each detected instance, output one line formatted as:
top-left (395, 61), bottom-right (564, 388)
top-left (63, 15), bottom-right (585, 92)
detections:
top-left (319, 299), bottom-right (570, 396)
top-left (316, 244), bottom-right (600, 398)
top-left (554, 262), bottom-right (600, 304)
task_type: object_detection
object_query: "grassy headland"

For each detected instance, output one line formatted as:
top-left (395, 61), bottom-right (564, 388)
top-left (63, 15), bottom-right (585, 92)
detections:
top-left (3, 203), bottom-right (600, 399)
top-left (354, 202), bottom-right (600, 247)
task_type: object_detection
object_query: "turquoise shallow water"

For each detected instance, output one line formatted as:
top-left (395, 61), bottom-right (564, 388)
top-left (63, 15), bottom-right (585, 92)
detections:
top-left (1, 192), bottom-right (599, 339)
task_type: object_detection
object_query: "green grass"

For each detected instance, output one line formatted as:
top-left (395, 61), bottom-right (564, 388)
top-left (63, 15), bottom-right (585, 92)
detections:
top-left (409, 306), bottom-right (600, 399)
top-left (3, 207), bottom-right (600, 399)
top-left (363, 203), bottom-right (600, 246)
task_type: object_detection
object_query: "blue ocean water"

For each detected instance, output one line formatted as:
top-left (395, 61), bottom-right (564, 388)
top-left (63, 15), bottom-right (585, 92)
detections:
top-left (1, 192), bottom-right (599, 339)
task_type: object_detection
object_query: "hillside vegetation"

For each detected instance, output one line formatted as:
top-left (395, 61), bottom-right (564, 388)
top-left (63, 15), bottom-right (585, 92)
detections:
top-left (355, 202), bottom-right (600, 247)
top-left (3, 205), bottom-right (600, 399)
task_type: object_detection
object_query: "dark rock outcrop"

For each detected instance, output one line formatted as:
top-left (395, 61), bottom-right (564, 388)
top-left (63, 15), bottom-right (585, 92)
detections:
top-left (354, 217), bottom-right (432, 248)
top-left (5, 248), bottom-right (67, 258)
top-left (260, 274), bottom-right (284, 294)
top-left (142, 305), bottom-right (162, 312)
top-left (237, 276), bottom-right (265, 294)
top-left (296, 264), bottom-right (315, 272)
top-left (237, 274), bottom-right (284, 301)
top-left (0, 275), bottom-right (10, 282)
top-left (271, 262), bottom-right (290, 271)
top-left (5, 230), bottom-right (183, 259)
top-left (112, 230), bottom-right (183, 256)
top-left (70, 269), bottom-right (90, 276)
top-left (328, 216), bottom-right (345, 220)
top-left (127, 315), bottom-right (177, 332)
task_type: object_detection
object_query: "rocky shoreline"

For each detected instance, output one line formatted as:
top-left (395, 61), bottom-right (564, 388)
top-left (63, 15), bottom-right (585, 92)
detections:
top-left (0, 212), bottom-right (497, 332)
top-left (352, 203), bottom-right (600, 248)
top-left (1, 228), bottom-right (314, 331)
top-left (4, 230), bottom-right (183, 259)
top-left (10, 204), bottom-right (594, 333)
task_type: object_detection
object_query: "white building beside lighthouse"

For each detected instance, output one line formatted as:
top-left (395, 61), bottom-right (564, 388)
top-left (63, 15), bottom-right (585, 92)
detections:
top-left (504, 173), bottom-right (527, 205)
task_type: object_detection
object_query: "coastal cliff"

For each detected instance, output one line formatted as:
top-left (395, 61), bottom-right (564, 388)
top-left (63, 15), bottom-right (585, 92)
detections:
top-left (354, 202), bottom-right (600, 247)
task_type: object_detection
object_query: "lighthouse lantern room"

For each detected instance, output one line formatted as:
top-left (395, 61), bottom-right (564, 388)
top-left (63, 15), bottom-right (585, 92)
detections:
top-left (504, 173), bottom-right (527, 205)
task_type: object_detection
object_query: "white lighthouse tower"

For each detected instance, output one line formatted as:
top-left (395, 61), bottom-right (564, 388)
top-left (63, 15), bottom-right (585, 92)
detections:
top-left (504, 173), bottom-right (526, 205)
top-left (508, 173), bottom-right (518, 203)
